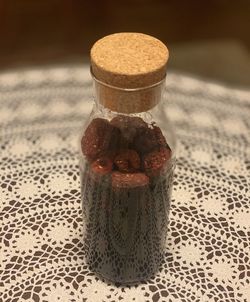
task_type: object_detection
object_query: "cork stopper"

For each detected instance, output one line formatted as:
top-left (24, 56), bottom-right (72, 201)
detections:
top-left (90, 33), bottom-right (169, 113)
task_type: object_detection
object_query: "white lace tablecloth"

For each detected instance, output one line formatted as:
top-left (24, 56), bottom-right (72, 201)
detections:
top-left (0, 66), bottom-right (249, 302)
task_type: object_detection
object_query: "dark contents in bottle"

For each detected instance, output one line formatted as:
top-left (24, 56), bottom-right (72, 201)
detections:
top-left (81, 116), bottom-right (174, 283)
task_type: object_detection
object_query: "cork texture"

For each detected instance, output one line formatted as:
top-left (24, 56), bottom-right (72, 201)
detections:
top-left (90, 32), bottom-right (169, 113)
top-left (91, 32), bottom-right (169, 89)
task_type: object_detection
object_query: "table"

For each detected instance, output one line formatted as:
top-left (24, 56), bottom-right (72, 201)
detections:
top-left (0, 66), bottom-right (249, 302)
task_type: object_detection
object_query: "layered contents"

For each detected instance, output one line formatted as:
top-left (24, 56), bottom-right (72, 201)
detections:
top-left (81, 116), bottom-right (171, 182)
top-left (80, 116), bottom-right (173, 283)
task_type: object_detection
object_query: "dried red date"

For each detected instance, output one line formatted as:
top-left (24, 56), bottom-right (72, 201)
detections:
top-left (111, 115), bottom-right (147, 143)
top-left (112, 171), bottom-right (149, 188)
top-left (114, 149), bottom-right (140, 172)
top-left (153, 126), bottom-right (168, 148)
top-left (133, 125), bottom-right (169, 155)
top-left (81, 118), bottom-right (118, 161)
top-left (133, 128), bottom-right (158, 155)
top-left (91, 156), bottom-right (113, 176)
top-left (143, 147), bottom-right (171, 176)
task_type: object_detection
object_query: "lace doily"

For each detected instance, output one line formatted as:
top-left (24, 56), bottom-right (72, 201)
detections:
top-left (0, 66), bottom-right (249, 302)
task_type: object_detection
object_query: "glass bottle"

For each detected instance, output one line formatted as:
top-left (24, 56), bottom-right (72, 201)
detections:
top-left (79, 33), bottom-right (176, 284)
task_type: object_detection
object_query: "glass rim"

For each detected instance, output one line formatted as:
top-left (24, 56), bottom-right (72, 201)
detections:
top-left (90, 67), bottom-right (166, 92)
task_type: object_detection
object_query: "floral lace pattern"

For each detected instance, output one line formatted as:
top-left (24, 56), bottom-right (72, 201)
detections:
top-left (0, 66), bottom-right (249, 302)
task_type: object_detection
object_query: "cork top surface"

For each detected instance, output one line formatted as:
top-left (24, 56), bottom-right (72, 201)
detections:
top-left (91, 32), bottom-right (169, 88)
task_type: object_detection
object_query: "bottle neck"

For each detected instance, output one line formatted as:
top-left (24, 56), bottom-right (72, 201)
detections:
top-left (92, 76), bottom-right (166, 114)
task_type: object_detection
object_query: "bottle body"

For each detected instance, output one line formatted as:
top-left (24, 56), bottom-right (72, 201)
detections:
top-left (79, 79), bottom-right (176, 283)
